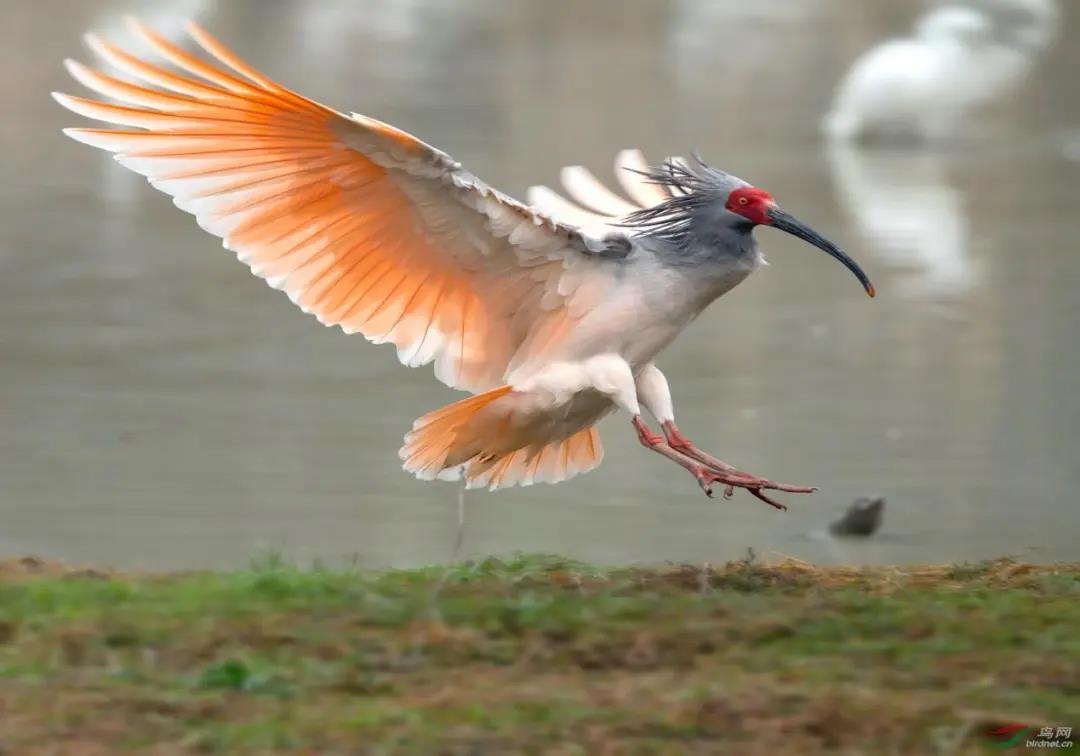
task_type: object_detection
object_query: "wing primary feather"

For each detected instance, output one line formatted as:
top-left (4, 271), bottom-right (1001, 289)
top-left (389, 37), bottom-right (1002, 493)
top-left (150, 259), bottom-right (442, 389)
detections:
top-left (85, 33), bottom-right (238, 101)
top-left (61, 20), bottom-right (608, 398)
top-left (125, 17), bottom-right (267, 96)
top-left (152, 151), bottom-right (344, 180)
top-left (52, 92), bottom-right (311, 133)
top-left (615, 149), bottom-right (669, 206)
top-left (559, 165), bottom-right (639, 217)
top-left (527, 185), bottom-right (612, 226)
top-left (64, 59), bottom-right (201, 111)
top-left (184, 20), bottom-right (280, 89)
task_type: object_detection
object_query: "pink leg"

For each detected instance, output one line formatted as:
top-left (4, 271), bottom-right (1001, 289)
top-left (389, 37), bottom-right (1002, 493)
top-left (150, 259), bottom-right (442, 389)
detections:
top-left (662, 420), bottom-right (816, 494)
top-left (662, 421), bottom-right (734, 472)
top-left (661, 420), bottom-right (740, 497)
top-left (632, 417), bottom-right (805, 510)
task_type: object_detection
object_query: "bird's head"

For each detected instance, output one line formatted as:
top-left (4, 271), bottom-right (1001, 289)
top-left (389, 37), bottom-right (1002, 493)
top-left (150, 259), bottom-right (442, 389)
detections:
top-left (725, 185), bottom-right (875, 297)
top-left (915, 7), bottom-right (994, 46)
top-left (624, 155), bottom-right (875, 297)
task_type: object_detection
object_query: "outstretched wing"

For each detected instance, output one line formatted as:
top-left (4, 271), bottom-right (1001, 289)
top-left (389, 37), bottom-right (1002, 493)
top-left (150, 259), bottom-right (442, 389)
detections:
top-left (527, 149), bottom-right (688, 231)
top-left (55, 19), bottom-right (627, 393)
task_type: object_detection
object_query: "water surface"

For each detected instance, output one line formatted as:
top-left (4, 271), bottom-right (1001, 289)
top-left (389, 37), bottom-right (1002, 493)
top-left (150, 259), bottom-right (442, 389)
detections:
top-left (1, 0), bottom-right (1078, 569)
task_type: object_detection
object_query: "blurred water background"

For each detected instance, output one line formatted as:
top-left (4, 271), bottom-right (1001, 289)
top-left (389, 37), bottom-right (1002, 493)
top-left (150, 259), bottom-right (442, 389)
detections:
top-left (1, 0), bottom-right (1078, 570)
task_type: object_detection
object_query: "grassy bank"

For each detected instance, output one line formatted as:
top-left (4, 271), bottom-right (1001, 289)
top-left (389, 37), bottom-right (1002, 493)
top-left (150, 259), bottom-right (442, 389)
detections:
top-left (0, 554), bottom-right (1076, 753)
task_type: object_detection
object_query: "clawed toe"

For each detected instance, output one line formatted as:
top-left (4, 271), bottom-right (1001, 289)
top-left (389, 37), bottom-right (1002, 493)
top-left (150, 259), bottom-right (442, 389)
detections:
top-left (696, 465), bottom-right (815, 511)
top-left (747, 487), bottom-right (788, 511)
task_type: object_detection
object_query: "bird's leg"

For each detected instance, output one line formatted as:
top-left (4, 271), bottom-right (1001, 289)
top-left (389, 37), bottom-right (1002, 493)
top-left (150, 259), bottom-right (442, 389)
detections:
top-left (662, 419), bottom-right (818, 496)
top-left (634, 417), bottom-right (794, 508)
top-left (662, 420), bottom-right (744, 497)
top-left (643, 418), bottom-right (817, 509)
top-left (633, 416), bottom-right (727, 497)
top-left (452, 482), bottom-right (466, 563)
top-left (661, 421), bottom-right (736, 472)
top-left (632, 364), bottom-right (810, 509)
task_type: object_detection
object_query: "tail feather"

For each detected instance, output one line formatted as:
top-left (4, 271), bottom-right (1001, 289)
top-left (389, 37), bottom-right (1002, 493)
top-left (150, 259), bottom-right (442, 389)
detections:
top-left (463, 427), bottom-right (603, 491)
top-left (399, 386), bottom-right (512, 480)
top-left (399, 387), bottom-right (603, 490)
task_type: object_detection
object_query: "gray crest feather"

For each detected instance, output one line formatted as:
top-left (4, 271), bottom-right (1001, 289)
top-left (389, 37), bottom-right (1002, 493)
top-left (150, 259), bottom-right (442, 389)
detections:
top-left (617, 152), bottom-right (750, 249)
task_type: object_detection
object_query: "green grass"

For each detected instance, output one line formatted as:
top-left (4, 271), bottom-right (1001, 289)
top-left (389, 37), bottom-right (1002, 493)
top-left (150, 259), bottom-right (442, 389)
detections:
top-left (0, 554), bottom-right (1076, 753)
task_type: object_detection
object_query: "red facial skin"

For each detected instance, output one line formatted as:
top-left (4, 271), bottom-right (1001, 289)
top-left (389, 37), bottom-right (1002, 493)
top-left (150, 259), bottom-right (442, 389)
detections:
top-left (725, 187), bottom-right (775, 226)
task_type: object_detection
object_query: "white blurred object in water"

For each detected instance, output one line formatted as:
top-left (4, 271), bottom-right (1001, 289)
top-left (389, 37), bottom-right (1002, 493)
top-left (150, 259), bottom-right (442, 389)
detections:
top-left (823, 1), bottom-right (1058, 142)
top-left (1065, 133), bottom-right (1080, 162)
top-left (826, 141), bottom-right (976, 297)
top-left (967, 0), bottom-right (1060, 51)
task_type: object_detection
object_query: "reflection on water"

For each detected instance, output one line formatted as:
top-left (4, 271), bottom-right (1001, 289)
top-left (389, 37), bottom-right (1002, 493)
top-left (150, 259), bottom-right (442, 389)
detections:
top-left (826, 143), bottom-right (976, 297)
top-left (1, 0), bottom-right (1078, 570)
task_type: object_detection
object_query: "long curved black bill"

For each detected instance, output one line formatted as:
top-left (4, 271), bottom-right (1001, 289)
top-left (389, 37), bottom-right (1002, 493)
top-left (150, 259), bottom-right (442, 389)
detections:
top-left (767, 207), bottom-right (875, 297)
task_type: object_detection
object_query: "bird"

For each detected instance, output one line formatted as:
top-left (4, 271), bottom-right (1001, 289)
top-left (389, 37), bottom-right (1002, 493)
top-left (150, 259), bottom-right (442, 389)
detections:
top-left (823, 2), bottom-right (1057, 143)
top-left (54, 19), bottom-right (874, 510)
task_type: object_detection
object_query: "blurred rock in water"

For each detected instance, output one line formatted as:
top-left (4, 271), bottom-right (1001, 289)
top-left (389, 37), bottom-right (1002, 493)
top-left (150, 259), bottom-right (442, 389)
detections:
top-left (829, 497), bottom-right (886, 537)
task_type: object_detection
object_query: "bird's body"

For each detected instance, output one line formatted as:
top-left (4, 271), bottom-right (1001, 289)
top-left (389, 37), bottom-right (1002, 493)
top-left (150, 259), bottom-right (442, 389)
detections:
top-left (57, 20), bottom-right (872, 506)
top-left (402, 207), bottom-right (764, 489)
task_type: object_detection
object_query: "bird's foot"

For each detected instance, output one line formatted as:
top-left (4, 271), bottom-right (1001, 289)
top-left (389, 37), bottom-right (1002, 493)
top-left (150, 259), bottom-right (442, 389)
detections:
top-left (659, 421), bottom-right (816, 510)
top-left (690, 467), bottom-right (816, 510)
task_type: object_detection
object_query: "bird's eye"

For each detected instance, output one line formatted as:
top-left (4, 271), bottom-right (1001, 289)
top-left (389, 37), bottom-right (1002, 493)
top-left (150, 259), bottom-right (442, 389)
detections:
top-left (738, 197), bottom-right (749, 206)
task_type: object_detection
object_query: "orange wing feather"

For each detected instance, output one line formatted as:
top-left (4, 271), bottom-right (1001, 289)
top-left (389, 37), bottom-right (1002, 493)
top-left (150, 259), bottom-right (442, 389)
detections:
top-left (56, 18), bottom-right (610, 395)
